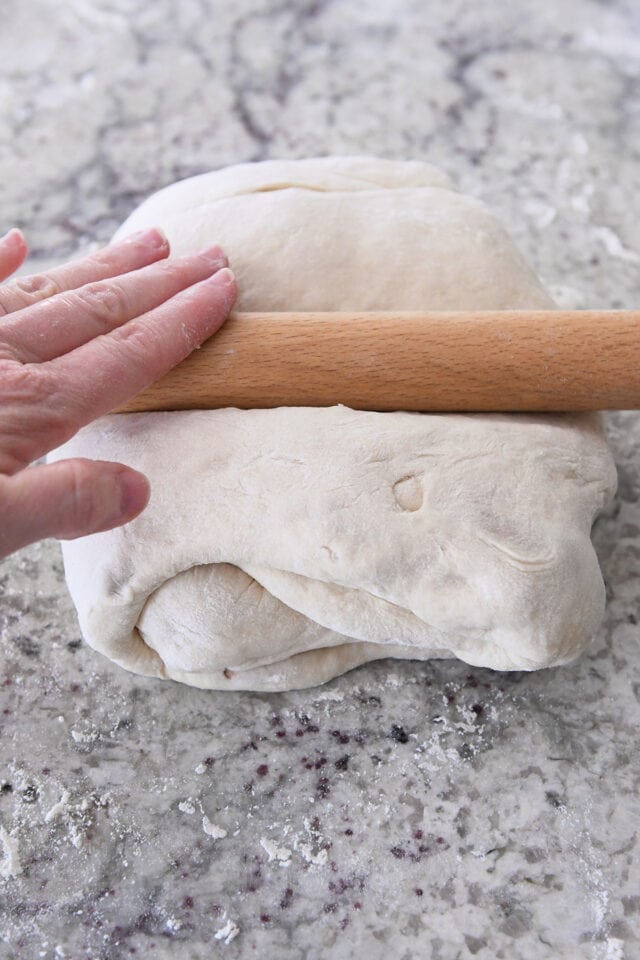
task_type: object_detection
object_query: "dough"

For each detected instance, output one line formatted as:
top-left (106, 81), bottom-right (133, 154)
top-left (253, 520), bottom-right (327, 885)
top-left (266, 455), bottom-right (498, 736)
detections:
top-left (51, 158), bottom-right (617, 690)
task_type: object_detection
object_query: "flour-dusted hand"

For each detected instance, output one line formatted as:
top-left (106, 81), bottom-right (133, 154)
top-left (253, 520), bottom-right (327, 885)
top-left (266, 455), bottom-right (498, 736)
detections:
top-left (0, 226), bottom-right (237, 559)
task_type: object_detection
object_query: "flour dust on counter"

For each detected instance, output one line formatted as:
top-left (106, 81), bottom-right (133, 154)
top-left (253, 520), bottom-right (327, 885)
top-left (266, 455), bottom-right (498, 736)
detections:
top-left (1, 516), bottom-right (637, 959)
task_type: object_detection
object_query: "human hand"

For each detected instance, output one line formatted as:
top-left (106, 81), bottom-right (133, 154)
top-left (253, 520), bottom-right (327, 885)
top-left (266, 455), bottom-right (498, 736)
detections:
top-left (0, 226), bottom-right (237, 559)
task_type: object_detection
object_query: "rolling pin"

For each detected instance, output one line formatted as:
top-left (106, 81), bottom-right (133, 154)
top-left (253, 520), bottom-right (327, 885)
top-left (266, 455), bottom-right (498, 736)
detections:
top-left (118, 310), bottom-right (640, 413)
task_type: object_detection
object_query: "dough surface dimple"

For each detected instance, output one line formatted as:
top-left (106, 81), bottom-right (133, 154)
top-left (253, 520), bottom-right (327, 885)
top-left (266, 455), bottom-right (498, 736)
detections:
top-left (51, 157), bottom-right (617, 691)
top-left (392, 475), bottom-right (424, 512)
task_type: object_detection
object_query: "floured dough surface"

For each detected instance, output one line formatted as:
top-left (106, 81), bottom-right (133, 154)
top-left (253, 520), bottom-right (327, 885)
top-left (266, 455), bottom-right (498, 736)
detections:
top-left (52, 157), bottom-right (617, 690)
top-left (112, 157), bottom-right (555, 313)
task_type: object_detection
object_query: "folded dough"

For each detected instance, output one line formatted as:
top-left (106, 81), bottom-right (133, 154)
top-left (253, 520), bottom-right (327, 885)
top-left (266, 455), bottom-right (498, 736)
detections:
top-left (51, 158), bottom-right (617, 690)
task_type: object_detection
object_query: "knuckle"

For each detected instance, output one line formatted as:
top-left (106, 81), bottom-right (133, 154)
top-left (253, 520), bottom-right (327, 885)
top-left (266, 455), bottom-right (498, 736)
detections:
top-left (112, 317), bottom-right (157, 356)
top-left (109, 319), bottom-right (175, 381)
top-left (80, 281), bottom-right (129, 327)
top-left (1, 359), bottom-right (49, 403)
top-left (12, 272), bottom-right (61, 304)
top-left (2, 362), bottom-right (81, 451)
top-left (0, 364), bottom-right (39, 468)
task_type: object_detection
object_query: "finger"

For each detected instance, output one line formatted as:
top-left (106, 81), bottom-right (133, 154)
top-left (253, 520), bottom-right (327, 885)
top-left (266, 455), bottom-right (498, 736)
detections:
top-left (0, 229), bottom-right (28, 282)
top-left (0, 269), bottom-right (237, 470)
top-left (0, 244), bottom-right (229, 364)
top-left (0, 227), bottom-right (169, 317)
top-left (0, 459), bottom-right (149, 559)
top-left (43, 268), bottom-right (237, 435)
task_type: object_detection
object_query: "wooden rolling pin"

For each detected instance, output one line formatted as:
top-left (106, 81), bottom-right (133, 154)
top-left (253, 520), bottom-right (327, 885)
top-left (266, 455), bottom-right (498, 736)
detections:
top-left (118, 310), bottom-right (640, 413)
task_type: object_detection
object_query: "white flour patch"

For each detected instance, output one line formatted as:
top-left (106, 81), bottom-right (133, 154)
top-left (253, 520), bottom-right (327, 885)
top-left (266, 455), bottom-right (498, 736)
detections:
top-left (296, 841), bottom-right (328, 865)
top-left (44, 790), bottom-right (70, 824)
top-left (260, 837), bottom-right (291, 863)
top-left (215, 917), bottom-right (239, 944)
top-left (314, 689), bottom-right (344, 702)
top-left (0, 823), bottom-right (22, 878)
top-left (70, 728), bottom-right (100, 744)
top-left (604, 938), bottom-right (625, 960)
top-left (202, 816), bottom-right (226, 839)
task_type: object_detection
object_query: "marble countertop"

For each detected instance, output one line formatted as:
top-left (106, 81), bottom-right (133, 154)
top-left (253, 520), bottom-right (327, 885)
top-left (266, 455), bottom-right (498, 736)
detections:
top-left (1, 1), bottom-right (639, 958)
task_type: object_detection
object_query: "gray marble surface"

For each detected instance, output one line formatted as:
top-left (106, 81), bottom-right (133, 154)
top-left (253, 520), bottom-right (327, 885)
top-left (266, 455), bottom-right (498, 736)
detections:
top-left (1, 1), bottom-right (639, 958)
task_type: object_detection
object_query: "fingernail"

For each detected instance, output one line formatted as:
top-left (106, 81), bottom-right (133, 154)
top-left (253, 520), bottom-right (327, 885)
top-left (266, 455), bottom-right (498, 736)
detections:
top-left (205, 266), bottom-right (235, 287)
top-left (197, 243), bottom-right (228, 267)
top-left (183, 266), bottom-right (236, 300)
top-left (1, 227), bottom-right (25, 247)
top-left (123, 227), bottom-right (168, 250)
top-left (117, 468), bottom-right (150, 521)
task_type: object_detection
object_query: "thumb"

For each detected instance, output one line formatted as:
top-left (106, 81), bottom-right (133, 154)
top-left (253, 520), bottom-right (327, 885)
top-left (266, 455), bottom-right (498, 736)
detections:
top-left (0, 458), bottom-right (150, 558)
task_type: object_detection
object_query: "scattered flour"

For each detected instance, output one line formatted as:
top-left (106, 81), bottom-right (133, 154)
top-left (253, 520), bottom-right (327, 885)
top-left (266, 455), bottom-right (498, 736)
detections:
top-left (202, 816), bottom-right (227, 839)
top-left (605, 937), bottom-right (624, 960)
top-left (260, 837), bottom-right (292, 863)
top-left (296, 841), bottom-right (328, 866)
top-left (44, 790), bottom-right (70, 824)
top-left (215, 917), bottom-right (239, 944)
top-left (70, 728), bottom-right (99, 744)
top-left (0, 823), bottom-right (21, 879)
top-left (604, 939), bottom-right (625, 960)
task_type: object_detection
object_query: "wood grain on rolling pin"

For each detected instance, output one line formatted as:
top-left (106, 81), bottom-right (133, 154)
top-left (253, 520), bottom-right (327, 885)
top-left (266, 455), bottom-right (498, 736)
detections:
top-left (117, 310), bottom-right (640, 413)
